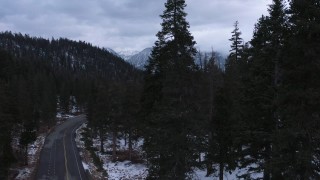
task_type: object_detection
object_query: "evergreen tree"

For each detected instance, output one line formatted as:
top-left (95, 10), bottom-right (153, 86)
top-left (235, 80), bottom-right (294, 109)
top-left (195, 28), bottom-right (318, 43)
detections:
top-left (201, 54), bottom-right (235, 180)
top-left (224, 21), bottom-right (244, 123)
top-left (0, 50), bottom-right (16, 179)
top-left (59, 81), bottom-right (71, 114)
top-left (223, 21), bottom-right (252, 179)
top-left (228, 21), bottom-right (243, 62)
top-left (142, 0), bottom-right (198, 179)
top-left (277, 0), bottom-right (320, 178)
top-left (92, 83), bottom-right (109, 153)
top-left (39, 74), bottom-right (57, 127)
top-left (236, 0), bottom-right (288, 179)
top-left (0, 32), bottom-right (143, 179)
top-left (16, 77), bottom-right (37, 165)
top-left (122, 81), bottom-right (142, 160)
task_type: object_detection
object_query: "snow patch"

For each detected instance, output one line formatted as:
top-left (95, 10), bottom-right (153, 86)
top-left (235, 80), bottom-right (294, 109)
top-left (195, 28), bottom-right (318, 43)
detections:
top-left (105, 161), bottom-right (148, 180)
top-left (15, 168), bottom-right (32, 180)
top-left (14, 134), bottom-right (46, 180)
top-left (82, 161), bottom-right (90, 170)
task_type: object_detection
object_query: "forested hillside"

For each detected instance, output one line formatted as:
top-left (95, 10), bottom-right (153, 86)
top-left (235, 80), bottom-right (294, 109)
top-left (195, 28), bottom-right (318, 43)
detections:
top-left (0, 32), bottom-right (142, 179)
top-left (0, 0), bottom-right (319, 179)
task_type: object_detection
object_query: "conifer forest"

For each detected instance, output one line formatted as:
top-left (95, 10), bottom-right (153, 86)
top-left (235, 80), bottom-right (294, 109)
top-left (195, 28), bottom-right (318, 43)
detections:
top-left (0, 0), bottom-right (319, 179)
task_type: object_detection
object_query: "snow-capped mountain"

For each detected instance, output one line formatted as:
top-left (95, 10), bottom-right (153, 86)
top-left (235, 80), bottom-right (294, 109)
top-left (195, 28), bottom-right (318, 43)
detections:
top-left (116, 49), bottom-right (140, 61)
top-left (106, 47), bottom-right (226, 70)
top-left (124, 48), bottom-right (226, 70)
top-left (126, 48), bottom-right (152, 69)
top-left (105, 47), bottom-right (120, 57)
top-left (106, 48), bottom-right (152, 69)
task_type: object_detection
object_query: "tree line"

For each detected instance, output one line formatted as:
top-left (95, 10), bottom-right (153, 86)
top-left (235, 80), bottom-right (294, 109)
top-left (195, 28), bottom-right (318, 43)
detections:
top-left (140, 0), bottom-right (320, 179)
top-left (0, 0), bottom-right (319, 179)
top-left (0, 33), bottom-right (142, 178)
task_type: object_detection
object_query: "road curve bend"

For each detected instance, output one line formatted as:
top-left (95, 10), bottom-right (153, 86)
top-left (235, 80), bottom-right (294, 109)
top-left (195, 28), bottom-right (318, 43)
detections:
top-left (36, 115), bottom-right (87, 180)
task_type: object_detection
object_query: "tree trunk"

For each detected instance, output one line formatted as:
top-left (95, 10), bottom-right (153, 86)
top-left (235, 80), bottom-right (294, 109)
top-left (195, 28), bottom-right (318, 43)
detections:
top-left (206, 132), bottom-right (214, 176)
top-left (112, 130), bottom-right (117, 161)
top-left (219, 146), bottom-right (224, 180)
top-left (124, 133), bottom-right (127, 147)
top-left (219, 161), bottom-right (224, 180)
top-left (263, 143), bottom-right (271, 180)
top-left (205, 161), bottom-right (213, 177)
top-left (128, 128), bottom-right (133, 161)
top-left (99, 129), bottom-right (104, 153)
top-left (25, 145), bottom-right (28, 165)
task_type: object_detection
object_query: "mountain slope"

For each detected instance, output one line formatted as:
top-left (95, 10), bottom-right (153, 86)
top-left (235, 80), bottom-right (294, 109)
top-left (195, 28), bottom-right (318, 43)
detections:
top-left (0, 32), bottom-right (140, 80)
top-left (114, 47), bottom-right (226, 70)
top-left (117, 49), bottom-right (140, 60)
top-left (126, 48), bottom-right (152, 69)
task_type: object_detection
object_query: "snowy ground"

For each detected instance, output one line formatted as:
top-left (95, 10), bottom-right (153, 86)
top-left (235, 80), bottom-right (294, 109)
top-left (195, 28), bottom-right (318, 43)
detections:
top-left (14, 134), bottom-right (46, 180)
top-left (75, 123), bottom-right (106, 179)
top-left (75, 123), bottom-right (263, 180)
top-left (192, 167), bottom-right (262, 180)
top-left (56, 112), bottom-right (75, 119)
top-left (103, 160), bottom-right (148, 180)
top-left (75, 123), bottom-right (148, 180)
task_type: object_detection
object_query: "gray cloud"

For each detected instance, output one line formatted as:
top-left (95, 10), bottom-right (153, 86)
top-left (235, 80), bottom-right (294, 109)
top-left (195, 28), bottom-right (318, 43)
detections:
top-left (0, 0), bottom-right (271, 54)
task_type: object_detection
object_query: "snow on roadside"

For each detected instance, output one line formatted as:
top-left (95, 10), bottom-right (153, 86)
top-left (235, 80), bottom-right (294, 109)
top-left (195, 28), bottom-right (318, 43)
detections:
top-left (75, 123), bottom-right (148, 179)
top-left (75, 123), bottom-right (263, 180)
top-left (56, 112), bottom-right (75, 119)
top-left (15, 133), bottom-right (46, 180)
top-left (82, 161), bottom-right (90, 170)
top-left (14, 114), bottom-right (77, 179)
top-left (94, 136), bottom-right (147, 179)
top-left (75, 123), bottom-right (106, 179)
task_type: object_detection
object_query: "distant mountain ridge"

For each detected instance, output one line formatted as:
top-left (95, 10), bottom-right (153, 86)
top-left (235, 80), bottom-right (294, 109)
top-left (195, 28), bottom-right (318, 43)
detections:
top-left (126, 48), bottom-right (152, 69)
top-left (105, 48), bottom-right (151, 69)
top-left (107, 47), bottom-right (226, 70)
top-left (117, 49), bottom-right (140, 60)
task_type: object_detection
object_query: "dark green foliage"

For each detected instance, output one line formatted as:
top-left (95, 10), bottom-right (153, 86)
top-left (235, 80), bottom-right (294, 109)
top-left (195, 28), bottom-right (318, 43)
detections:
top-left (0, 32), bottom-right (141, 179)
top-left (20, 130), bottom-right (36, 165)
top-left (228, 21), bottom-right (243, 62)
top-left (122, 81), bottom-right (143, 160)
top-left (208, 22), bottom-right (247, 180)
top-left (234, 1), bottom-right (289, 179)
top-left (222, 0), bottom-right (320, 179)
top-left (275, 0), bottom-right (320, 178)
top-left (0, 51), bottom-right (16, 178)
top-left (59, 81), bottom-right (72, 114)
top-left (81, 128), bottom-right (104, 172)
top-left (142, 0), bottom-right (199, 179)
top-left (88, 81), bottom-right (125, 155)
top-left (0, 79), bottom-right (16, 179)
top-left (91, 151), bottom-right (104, 172)
top-left (1, 0), bottom-right (319, 178)
top-left (200, 54), bottom-right (237, 180)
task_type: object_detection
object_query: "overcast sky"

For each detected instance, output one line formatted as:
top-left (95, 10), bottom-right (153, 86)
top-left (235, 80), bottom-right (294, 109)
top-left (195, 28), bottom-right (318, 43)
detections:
top-left (0, 0), bottom-right (272, 55)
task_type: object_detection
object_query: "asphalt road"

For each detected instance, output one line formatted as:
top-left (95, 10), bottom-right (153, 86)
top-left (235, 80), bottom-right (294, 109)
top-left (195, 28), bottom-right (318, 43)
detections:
top-left (36, 115), bottom-right (88, 180)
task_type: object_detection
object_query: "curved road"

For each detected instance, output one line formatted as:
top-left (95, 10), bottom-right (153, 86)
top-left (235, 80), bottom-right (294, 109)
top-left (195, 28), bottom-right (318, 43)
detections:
top-left (37, 115), bottom-right (88, 180)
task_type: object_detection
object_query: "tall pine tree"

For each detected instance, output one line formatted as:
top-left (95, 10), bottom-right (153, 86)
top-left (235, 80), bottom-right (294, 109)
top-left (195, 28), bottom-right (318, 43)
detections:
top-left (142, 0), bottom-right (198, 179)
top-left (277, 0), bottom-right (320, 178)
top-left (228, 21), bottom-right (243, 62)
top-left (236, 0), bottom-right (288, 179)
